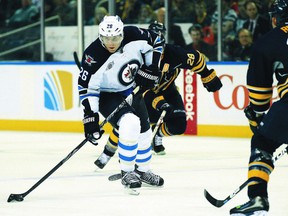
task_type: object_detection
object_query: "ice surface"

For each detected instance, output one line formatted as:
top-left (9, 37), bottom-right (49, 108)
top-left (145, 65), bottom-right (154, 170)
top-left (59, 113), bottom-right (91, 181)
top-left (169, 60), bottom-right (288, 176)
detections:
top-left (1, 131), bottom-right (287, 216)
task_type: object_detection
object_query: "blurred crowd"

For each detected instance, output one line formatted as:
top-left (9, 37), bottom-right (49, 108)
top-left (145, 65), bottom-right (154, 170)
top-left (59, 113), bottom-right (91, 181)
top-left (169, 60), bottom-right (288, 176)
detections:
top-left (0, 0), bottom-right (275, 62)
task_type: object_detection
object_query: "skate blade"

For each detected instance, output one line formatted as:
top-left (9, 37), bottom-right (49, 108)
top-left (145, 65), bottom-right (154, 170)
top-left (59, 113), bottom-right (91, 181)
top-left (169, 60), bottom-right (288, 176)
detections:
top-left (124, 187), bottom-right (140, 196)
top-left (230, 210), bottom-right (268, 216)
top-left (154, 150), bottom-right (166, 155)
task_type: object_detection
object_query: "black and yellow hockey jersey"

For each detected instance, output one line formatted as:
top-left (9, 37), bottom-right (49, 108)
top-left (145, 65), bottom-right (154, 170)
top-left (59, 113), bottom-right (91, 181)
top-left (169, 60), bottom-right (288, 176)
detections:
top-left (247, 22), bottom-right (288, 113)
top-left (153, 43), bottom-right (210, 94)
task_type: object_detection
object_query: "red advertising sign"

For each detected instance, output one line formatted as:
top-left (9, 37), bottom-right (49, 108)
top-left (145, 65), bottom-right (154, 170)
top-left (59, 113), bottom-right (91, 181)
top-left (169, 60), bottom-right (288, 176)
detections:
top-left (183, 69), bottom-right (197, 135)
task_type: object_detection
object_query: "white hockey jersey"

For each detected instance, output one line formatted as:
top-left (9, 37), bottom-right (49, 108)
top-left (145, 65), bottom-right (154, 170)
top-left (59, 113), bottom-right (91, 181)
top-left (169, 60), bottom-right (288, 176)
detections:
top-left (78, 26), bottom-right (163, 114)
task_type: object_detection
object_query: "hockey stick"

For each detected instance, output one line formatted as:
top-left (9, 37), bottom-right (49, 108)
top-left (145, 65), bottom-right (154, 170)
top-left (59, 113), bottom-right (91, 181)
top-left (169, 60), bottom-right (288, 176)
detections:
top-left (7, 86), bottom-right (141, 203)
top-left (108, 110), bottom-right (167, 181)
top-left (73, 51), bottom-right (81, 70)
top-left (204, 144), bottom-right (288, 208)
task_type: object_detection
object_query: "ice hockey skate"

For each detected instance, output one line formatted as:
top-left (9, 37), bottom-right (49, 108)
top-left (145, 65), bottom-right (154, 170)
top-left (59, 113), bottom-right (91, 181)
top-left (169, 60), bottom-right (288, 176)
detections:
top-left (94, 152), bottom-right (111, 169)
top-left (152, 134), bottom-right (166, 155)
top-left (121, 171), bottom-right (141, 188)
top-left (230, 196), bottom-right (269, 216)
top-left (121, 171), bottom-right (141, 195)
top-left (135, 169), bottom-right (164, 186)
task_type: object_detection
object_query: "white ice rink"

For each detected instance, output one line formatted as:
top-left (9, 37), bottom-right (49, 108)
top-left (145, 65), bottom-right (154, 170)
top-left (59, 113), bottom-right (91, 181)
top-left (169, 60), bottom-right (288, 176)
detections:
top-left (1, 131), bottom-right (288, 216)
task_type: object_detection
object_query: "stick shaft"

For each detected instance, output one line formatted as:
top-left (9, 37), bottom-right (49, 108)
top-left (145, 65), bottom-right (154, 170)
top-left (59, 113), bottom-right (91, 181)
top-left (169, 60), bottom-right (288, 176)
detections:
top-left (8, 86), bottom-right (140, 202)
top-left (152, 110), bottom-right (166, 138)
top-left (204, 145), bottom-right (288, 208)
top-left (9, 138), bottom-right (88, 200)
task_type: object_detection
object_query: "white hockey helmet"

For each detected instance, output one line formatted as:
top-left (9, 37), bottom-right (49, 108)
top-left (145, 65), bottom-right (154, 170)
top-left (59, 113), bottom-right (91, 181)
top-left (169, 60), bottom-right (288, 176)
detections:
top-left (99, 15), bottom-right (124, 37)
top-left (98, 15), bottom-right (124, 52)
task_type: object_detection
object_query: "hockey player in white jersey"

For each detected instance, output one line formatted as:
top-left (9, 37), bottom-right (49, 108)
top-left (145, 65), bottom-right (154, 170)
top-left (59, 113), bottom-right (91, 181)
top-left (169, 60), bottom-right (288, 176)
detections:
top-left (78, 16), bottom-right (164, 190)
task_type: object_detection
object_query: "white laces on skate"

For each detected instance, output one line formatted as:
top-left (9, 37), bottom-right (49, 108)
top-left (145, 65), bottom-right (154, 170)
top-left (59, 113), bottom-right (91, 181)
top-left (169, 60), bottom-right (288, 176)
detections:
top-left (154, 134), bottom-right (163, 146)
top-left (138, 170), bottom-right (164, 186)
top-left (121, 171), bottom-right (141, 186)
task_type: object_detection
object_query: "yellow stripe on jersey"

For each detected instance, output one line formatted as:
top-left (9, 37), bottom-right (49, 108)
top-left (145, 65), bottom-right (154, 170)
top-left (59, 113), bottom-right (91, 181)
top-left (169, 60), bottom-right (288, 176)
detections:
top-left (248, 92), bottom-right (272, 100)
top-left (159, 123), bottom-right (171, 136)
top-left (152, 95), bottom-right (165, 110)
top-left (247, 85), bottom-right (273, 107)
top-left (277, 78), bottom-right (288, 98)
top-left (192, 52), bottom-right (206, 73)
top-left (247, 85), bottom-right (272, 92)
top-left (201, 70), bottom-right (216, 83)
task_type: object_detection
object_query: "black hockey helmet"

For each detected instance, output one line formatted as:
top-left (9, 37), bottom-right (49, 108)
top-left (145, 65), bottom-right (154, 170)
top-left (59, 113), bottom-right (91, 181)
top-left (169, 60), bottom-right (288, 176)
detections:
top-left (269, 0), bottom-right (288, 25)
top-left (148, 21), bottom-right (166, 45)
top-left (148, 21), bottom-right (166, 35)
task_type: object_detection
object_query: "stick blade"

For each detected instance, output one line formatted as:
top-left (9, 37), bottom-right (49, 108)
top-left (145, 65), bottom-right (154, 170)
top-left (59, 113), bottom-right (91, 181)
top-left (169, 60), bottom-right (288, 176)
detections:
top-left (108, 173), bottom-right (122, 181)
top-left (7, 193), bottom-right (25, 202)
top-left (204, 189), bottom-right (224, 208)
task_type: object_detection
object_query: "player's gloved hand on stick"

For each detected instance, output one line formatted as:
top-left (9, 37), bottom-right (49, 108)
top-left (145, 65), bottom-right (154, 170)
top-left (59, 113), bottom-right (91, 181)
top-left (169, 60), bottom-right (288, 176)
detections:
top-left (153, 96), bottom-right (173, 120)
top-left (135, 64), bottom-right (161, 89)
top-left (244, 105), bottom-right (265, 134)
top-left (83, 112), bottom-right (104, 145)
top-left (201, 69), bottom-right (222, 92)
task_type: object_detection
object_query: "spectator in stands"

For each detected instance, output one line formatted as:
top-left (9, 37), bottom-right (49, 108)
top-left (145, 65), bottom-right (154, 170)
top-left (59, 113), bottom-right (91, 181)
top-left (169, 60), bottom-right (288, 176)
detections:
top-left (52, 0), bottom-right (77, 26)
top-left (87, 6), bottom-right (108, 25)
top-left (185, 24), bottom-right (217, 61)
top-left (191, 0), bottom-right (212, 27)
top-left (84, 0), bottom-right (97, 25)
top-left (6, 0), bottom-right (39, 27)
top-left (138, 4), bottom-right (156, 24)
top-left (227, 28), bottom-right (253, 61)
top-left (44, 0), bottom-right (56, 18)
top-left (242, 0), bottom-right (271, 42)
top-left (120, 0), bottom-right (143, 23)
top-left (211, 0), bottom-right (238, 60)
top-left (0, 0), bottom-right (21, 26)
top-left (171, 0), bottom-right (194, 23)
top-left (150, 0), bottom-right (164, 10)
top-left (155, 7), bottom-right (186, 47)
top-left (203, 0), bottom-right (217, 15)
top-left (222, 19), bottom-right (238, 60)
top-left (211, 0), bottom-right (238, 36)
top-left (191, 0), bottom-right (215, 45)
top-left (236, 0), bottom-right (249, 31)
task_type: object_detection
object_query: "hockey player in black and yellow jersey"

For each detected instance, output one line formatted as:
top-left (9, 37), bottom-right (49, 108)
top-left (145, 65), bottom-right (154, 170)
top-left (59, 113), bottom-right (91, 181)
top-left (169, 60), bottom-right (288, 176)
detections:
top-left (230, 0), bottom-right (288, 215)
top-left (94, 21), bottom-right (222, 169)
top-left (143, 37), bottom-right (222, 155)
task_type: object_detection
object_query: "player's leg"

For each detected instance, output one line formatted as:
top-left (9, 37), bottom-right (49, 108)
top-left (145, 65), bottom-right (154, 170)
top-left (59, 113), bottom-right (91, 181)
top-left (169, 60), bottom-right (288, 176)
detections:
top-left (134, 96), bottom-right (164, 186)
top-left (94, 128), bottom-right (118, 169)
top-left (117, 112), bottom-right (142, 188)
top-left (99, 92), bottom-right (142, 188)
top-left (230, 134), bottom-right (275, 216)
top-left (150, 86), bottom-right (187, 154)
top-left (230, 100), bottom-right (287, 215)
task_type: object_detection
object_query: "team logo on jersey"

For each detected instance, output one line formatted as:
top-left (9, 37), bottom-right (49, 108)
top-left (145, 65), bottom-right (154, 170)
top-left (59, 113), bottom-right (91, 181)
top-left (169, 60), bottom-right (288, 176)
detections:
top-left (118, 60), bottom-right (141, 86)
top-left (84, 54), bottom-right (97, 66)
top-left (106, 61), bottom-right (114, 70)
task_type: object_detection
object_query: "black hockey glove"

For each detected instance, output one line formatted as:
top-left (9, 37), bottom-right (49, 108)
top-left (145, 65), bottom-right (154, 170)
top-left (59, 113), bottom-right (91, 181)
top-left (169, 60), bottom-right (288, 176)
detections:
top-left (244, 105), bottom-right (265, 134)
top-left (152, 96), bottom-right (173, 120)
top-left (134, 64), bottom-right (161, 89)
top-left (201, 69), bottom-right (222, 92)
top-left (83, 112), bottom-right (104, 145)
